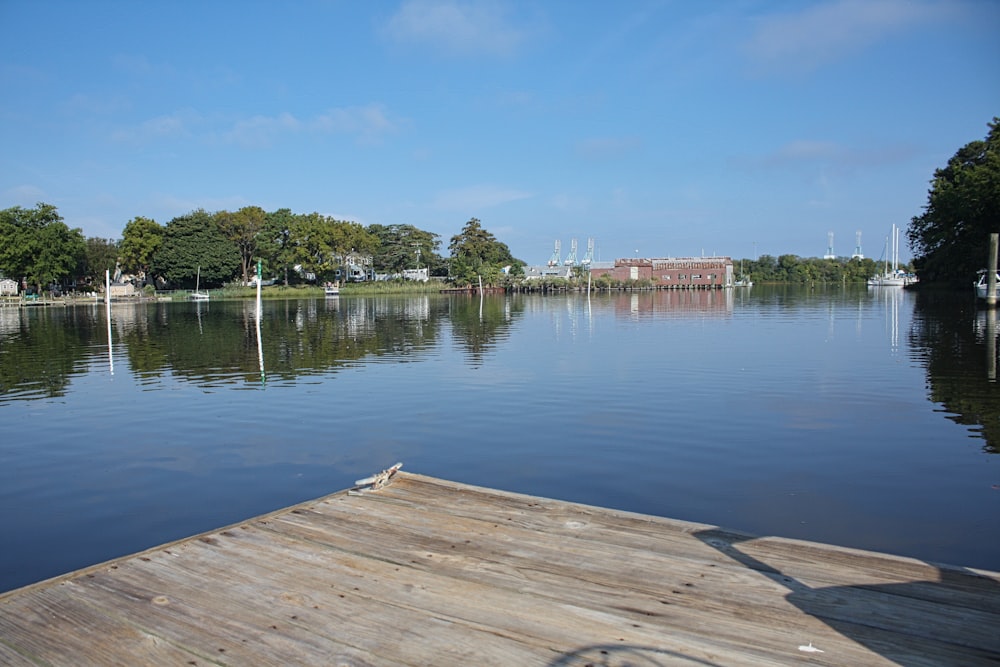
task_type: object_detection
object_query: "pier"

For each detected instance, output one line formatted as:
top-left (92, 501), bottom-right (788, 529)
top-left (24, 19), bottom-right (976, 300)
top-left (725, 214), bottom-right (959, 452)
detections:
top-left (2, 472), bottom-right (998, 665)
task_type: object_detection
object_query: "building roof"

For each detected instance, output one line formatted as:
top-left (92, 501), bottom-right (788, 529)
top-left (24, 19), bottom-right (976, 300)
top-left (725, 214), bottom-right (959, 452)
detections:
top-left (523, 265), bottom-right (574, 280)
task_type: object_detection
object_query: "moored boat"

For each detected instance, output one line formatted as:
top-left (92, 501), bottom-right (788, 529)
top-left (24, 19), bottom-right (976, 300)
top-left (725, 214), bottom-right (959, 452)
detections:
top-left (975, 269), bottom-right (1000, 300)
top-left (189, 266), bottom-right (209, 301)
top-left (867, 224), bottom-right (917, 287)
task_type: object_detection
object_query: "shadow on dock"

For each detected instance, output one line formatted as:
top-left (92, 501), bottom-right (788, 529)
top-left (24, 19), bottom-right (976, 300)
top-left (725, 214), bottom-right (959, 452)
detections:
top-left (693, 528), bottom-right (1000, 666)
top-left (546, 643), bottom-right (724, 666)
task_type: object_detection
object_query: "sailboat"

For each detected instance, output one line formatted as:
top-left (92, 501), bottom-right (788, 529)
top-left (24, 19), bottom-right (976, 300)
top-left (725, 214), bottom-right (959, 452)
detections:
top-left (867, 224), bottom-right (914, 287)
top-left (190, 266), bottom-right (210, 301)
top-left (733, 259), bottom-right (753, 287)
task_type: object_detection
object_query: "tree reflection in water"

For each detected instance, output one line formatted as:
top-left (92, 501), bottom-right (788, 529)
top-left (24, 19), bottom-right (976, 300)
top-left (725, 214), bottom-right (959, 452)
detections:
top-left (910, 290), bottom-right (1000, 453)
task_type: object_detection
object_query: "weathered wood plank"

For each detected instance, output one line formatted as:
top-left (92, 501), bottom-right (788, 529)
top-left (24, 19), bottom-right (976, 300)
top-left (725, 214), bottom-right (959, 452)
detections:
top-left (110, 521), bottom-right (795, 666)
top-left (367, 474), bottom-right (1000, 624)
top-left (266, 487), bottom-right (1000, 664)
top-left (205, 517), bottom-right (823, 666)
top-left (380, 475), bottom-right (1000, 603)
top-left (294, 484), bottom-right (1000, 639)
top-left (0, 583), bottom-right (208, 666)
top-left (1, 472), bottom-right (998, 666)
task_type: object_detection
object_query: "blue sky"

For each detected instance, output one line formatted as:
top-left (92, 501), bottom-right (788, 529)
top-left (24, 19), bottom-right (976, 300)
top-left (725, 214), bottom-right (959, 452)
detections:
top-left (2, 1), bottom-right (997, 264)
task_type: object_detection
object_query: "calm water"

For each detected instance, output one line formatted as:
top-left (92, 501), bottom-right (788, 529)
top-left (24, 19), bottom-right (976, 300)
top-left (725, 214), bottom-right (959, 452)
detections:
top-left (1, 287), bottom-right (998, 592)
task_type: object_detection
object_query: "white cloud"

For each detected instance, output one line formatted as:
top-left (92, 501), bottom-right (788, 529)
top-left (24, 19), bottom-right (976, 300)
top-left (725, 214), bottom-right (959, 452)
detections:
top-left (574, 136), bottom-right (641, 160)
top-left (62, 93), bottom-right (131, 116)
top-left (111, 53), bottom-right (176, 80)
top-left (223, 112), bottom-right (301, 148)
top-left (747, 139), bottom-right (918, 169)
top-left (112, 104), bottom-right (398, 148)
top-left (744, 0), bottom-right (953, 74)
top-left (432, 184), bottom-right (531, 211)
top-left (223, 105), bottom-right (398, 147)
top-left (765, 140), bottom-right (844, 164)
top-left (310, 104), bottom-right (399, 144)
top-left (111, 110), bottom-right (197, 143)
top-left (153, 194), bottom-right (252, 217)
top-left (3, 184), bottom-right (47, 205)
top-left (383, 0), bottom-right (532, 57)
top-left (549, 193), bottom-right (588, 212)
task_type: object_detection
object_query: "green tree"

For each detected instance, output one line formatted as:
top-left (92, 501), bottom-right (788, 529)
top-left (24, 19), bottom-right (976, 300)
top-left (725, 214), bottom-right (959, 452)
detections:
top-left (0, 203), bottom-right (85, 292)
top-left (367, 223), bottom-right (442, 274)
top-left (84, 237), bottom-right (119, 282)
top-left (259, 208), bottom-right (297, 285)
top-left (291, 214), bottom-right (379, 281)
top-left (908, 117), bottom-right (1000, 284)
top-left (154, 209), bottom-right (240, 287)
top-left (217, 206), bottom-right (266, 285)
top-left (119, 216), bottom-right (163, 283)
top-left (329, 219), bottom-right (379, 269)
top-left (0, 203), bottom-right (58, 282)
top-left (34, 220), bottom-right (86, 291)
top-left (447, 217), bottom-right (520, 286)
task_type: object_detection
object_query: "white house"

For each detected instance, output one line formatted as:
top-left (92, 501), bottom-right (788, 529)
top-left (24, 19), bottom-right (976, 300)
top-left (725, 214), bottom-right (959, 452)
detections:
top-left (0, 278), bottom-right (18, 296)
top-left (401, 268), bottom-right (429, 282)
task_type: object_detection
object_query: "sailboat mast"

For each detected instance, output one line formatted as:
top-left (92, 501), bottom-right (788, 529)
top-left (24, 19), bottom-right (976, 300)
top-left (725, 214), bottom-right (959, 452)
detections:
top-left (892, 224), bottom-right (897, 273)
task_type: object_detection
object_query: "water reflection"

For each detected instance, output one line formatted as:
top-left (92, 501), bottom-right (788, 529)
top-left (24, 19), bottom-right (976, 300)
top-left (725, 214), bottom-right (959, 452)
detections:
top-left (0, 305), bottom-right (97, 400)
top-left (0, 297), bottom-right (526, 399)
top-left (2, 291), bottom-right (999, 455)
top-left (974, 307), bottom-right (998, 382)
top-left (447, 295), bottom-right (521, 365)
top-left (2, 289), bottom-right (999, 593)
top-left (612, 288), bottom-right (735, 318)
top-left (869, 286), bottom-right (902, 352)
top-left (910, 291), bottom-right (1000, 452)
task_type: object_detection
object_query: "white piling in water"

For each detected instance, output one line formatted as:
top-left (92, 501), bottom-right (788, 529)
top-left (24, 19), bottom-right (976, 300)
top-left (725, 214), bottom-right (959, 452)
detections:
top-left (105, 269), bottom-right (113, 375)
top-left (256, 260), bottom-right (264, 384)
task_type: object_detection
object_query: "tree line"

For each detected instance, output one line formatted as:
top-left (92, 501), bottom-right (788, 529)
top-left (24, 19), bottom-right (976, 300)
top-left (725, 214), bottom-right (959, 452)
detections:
top-left (733, 254), bottom-right (906, 285)
top-left (0, 201), bottom-right (918, 293)
top-left (0, 204), bottom-right (522, 292)
top-left (4, 114), bottom-right (995, 295)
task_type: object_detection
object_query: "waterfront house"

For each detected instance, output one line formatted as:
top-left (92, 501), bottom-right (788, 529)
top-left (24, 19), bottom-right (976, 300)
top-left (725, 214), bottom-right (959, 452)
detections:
top-left (0, 277), bottom-right (18, 296)
top-left (109, 281), bottom-right (137, 298)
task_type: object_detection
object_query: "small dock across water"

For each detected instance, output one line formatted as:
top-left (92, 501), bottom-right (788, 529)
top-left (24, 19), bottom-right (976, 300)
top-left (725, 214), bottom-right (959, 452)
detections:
top-left (2, 471), bottom-right (998, 665)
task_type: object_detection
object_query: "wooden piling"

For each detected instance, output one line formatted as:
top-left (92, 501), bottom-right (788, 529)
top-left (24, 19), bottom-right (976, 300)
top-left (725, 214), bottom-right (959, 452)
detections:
top-left (987, 232), bottom-right (998, 307)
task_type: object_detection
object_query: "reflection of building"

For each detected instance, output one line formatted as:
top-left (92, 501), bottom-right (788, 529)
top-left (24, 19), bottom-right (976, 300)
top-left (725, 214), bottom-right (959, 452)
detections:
top-left (613, 289), bottom-right (734, 317)
top-left (591, 257), bottom-right (734, 288)
top-left (0, 307), bottom-right (20, 334)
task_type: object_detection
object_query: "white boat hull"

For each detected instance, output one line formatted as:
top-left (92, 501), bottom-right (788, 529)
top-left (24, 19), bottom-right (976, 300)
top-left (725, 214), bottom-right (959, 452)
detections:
top-left (867, 275), bottom-right (905, 287)
top-left (975, 271), bottom-right (1000, 300)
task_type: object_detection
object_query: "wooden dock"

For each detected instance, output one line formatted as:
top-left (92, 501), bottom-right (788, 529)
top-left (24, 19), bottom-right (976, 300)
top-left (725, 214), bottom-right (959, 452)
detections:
top-left (2, 471), bottom-right (998, 666)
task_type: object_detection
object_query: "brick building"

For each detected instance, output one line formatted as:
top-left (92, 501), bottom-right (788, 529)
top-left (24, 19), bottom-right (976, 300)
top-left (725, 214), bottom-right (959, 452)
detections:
top-left (590, 257), bottom-right (734, 288)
